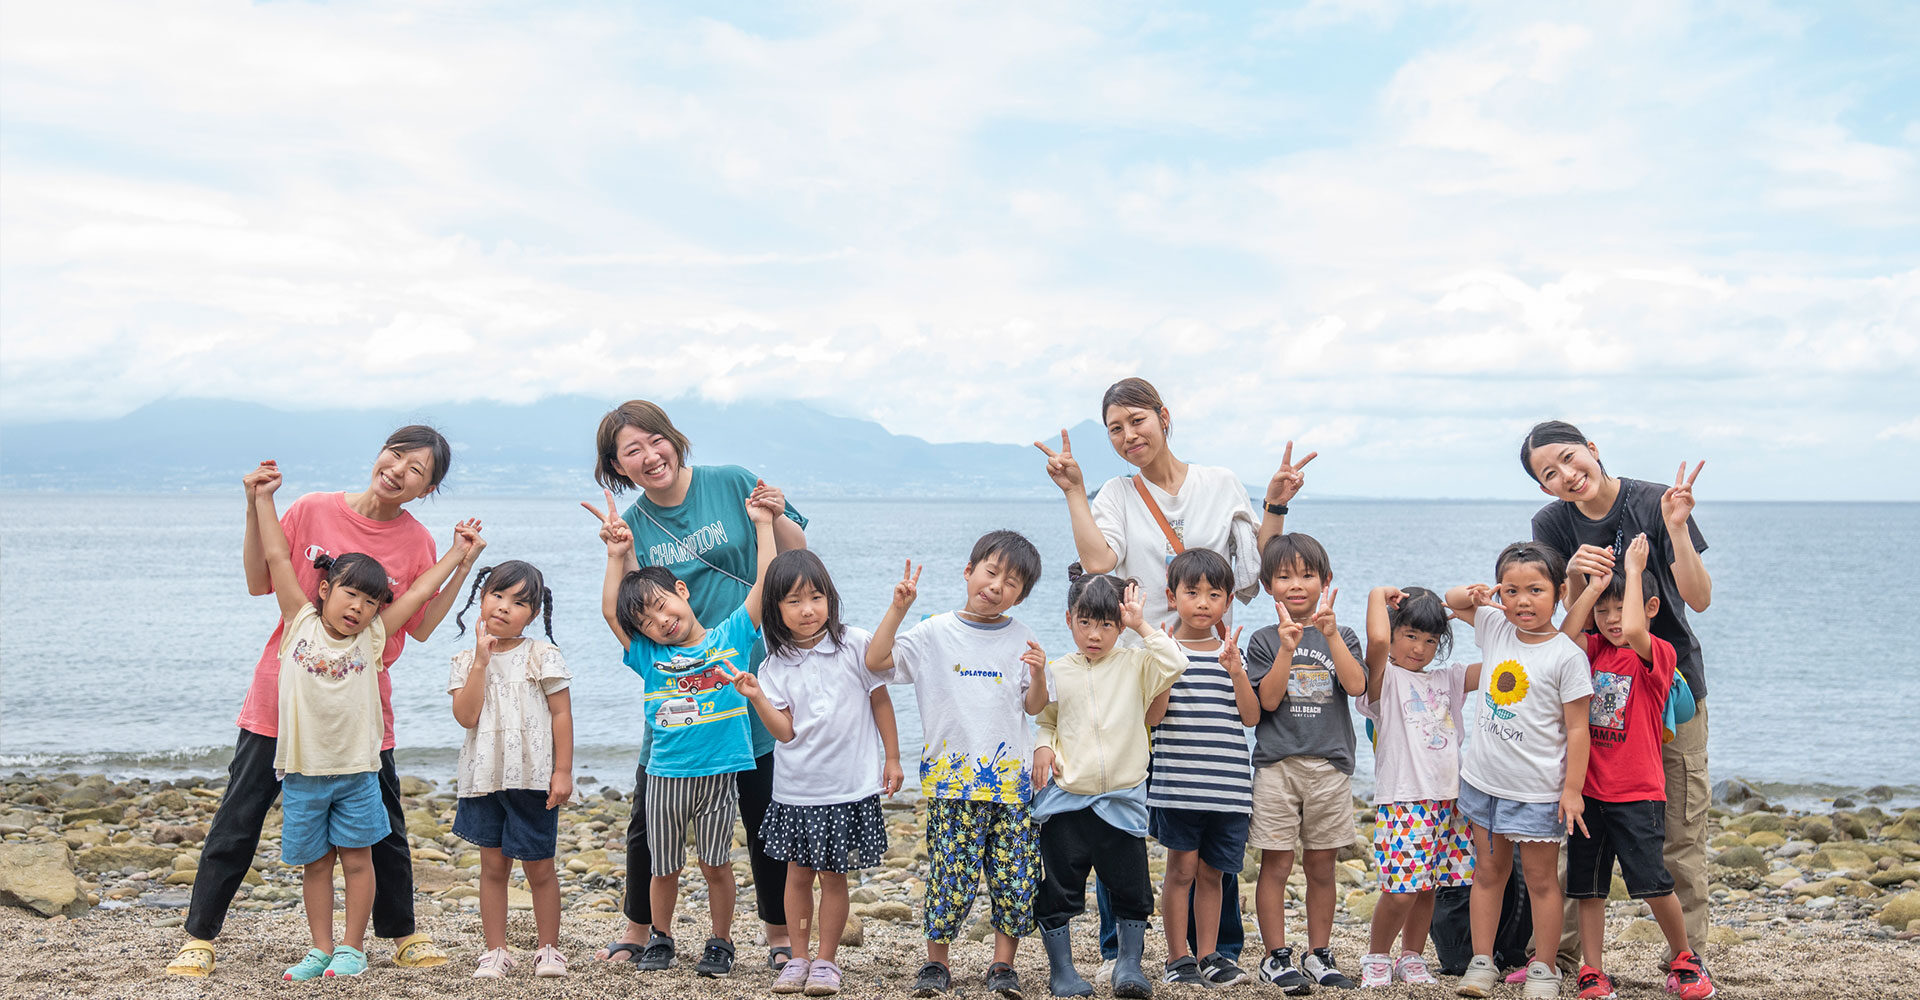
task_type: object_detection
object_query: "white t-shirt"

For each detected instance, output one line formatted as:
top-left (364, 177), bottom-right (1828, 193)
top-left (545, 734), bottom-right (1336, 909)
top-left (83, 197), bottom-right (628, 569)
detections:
top-left (1460, 607), bottom-right (1594, 804)
top-left (760, 626), bottom-right (892, 805)
top-left (1358, 662), bottom-right (1468, 804)
top-left (891, 613), bottom-right (1037, 804)
top-left (1088, 464), bottom-right (1261, 633)
top-left (275, 604), bottom-right (386, 778)
top-left (447, 639), bottom-right (571, 796)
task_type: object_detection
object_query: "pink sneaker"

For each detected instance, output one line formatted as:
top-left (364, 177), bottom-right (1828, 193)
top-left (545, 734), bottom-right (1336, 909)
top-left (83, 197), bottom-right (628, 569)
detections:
top-left (1395, 951), bottom-right (1438, 984)
top-left (1359, 954), bottom-right (1393, 988)
top-left (772, 957), bottom-right (812, 994)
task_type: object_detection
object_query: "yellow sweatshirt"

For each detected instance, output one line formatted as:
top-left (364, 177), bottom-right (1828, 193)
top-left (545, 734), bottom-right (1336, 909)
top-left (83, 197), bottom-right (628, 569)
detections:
top-left (1034, 628), bottom-right (1187, 796)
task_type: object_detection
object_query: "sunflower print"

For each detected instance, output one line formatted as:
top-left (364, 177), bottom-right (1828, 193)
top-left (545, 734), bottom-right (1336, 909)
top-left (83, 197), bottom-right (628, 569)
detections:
top-left (1485, 659), bottom-right (1530, 719)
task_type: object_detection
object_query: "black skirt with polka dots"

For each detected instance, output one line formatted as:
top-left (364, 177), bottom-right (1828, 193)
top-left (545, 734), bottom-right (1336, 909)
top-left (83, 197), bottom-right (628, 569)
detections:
top-left (758, 794), bottom-right (889, 873)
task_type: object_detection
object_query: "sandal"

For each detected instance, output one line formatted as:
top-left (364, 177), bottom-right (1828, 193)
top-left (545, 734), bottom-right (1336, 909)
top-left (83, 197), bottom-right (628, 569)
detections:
top-left (391, 933), bottom-right (450, 968)
top-left (768, 945), bottom-right (794, 971)
top-left (599, 940), bottom-right (647, 963)
top-left (165, 939), bottom-right (216, 978)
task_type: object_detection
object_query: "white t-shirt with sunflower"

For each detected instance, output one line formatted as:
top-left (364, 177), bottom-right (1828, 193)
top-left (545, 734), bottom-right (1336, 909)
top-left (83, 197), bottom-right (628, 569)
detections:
top-left (1460, 606), bottom-right (1593, 804)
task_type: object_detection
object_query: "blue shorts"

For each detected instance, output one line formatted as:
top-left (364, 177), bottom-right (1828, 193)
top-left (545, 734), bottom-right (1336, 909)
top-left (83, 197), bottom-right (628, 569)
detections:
top-left (281, 772), bottom-right (390, 866)
top-left (1148, 807), bottom-right (1250, 874)
top-left (1458, 779), bottom-right (1565, 843)
top-left (454, 789), bottom-right (559, 861)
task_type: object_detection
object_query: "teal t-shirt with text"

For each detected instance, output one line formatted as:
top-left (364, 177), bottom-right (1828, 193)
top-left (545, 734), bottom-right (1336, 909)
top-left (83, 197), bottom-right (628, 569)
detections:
top-left (622, 605), bottom-right (760, 777)
top-left (622, 464), bottom-right (807, 761)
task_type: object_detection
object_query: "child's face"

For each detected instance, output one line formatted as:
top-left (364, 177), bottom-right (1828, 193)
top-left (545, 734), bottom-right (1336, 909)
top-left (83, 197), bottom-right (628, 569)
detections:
top-left (1389, 627), bottom-right (1441, 671)
top-left (1496, 562), bottom-right (1559, 631)
top-left (613, 425), bottom-right (682, 492)
top-left (635, 580), bottom-right (699, 645)
top-left (1265, 558), bottom-right (1326, 624)
top-left (1168, 577), bottom-right (1230, 637)
top-left (316, 582), bottom-right (384, 639)
top-left (1528, 441), bottom-right (1605, 503)
top-left (1591, 594), bottom-right (1660, 647)
top-left (961, 556), bottom-right (1026, 618)
top-left (1104, 403), bottom-right (1169, 467)
top-left (1067, 611), bottom-right (1121, 660)
top-left (778, 580), bottom-right (829, 636)
top-left (479, 583), bottom-right (537, 638)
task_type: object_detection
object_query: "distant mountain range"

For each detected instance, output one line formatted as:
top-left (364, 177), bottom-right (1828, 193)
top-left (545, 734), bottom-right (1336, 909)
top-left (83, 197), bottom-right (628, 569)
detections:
top-left (0, 396), bottom-right (1160, 497)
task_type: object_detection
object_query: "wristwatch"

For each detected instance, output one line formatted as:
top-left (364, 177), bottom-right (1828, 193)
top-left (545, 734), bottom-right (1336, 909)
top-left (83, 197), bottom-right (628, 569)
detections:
top-left (1264, 501), bottom-right (1289, 516)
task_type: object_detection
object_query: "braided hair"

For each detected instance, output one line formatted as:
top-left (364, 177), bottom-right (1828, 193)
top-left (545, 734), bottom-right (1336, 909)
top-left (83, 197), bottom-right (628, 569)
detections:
top-left (455, 560), bottom-right (557, 643)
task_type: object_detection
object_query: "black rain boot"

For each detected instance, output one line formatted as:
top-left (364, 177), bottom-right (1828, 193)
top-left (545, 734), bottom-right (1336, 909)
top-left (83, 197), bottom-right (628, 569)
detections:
top-left (1040, 923), bottom-right (1094, 998)
top-left (1113, 919), bottom-right (1153, 999)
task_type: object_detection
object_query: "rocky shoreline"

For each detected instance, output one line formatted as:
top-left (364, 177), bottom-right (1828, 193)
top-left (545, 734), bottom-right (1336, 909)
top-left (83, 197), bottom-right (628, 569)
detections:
top-left (2, 771), bottom-right (1917, 998)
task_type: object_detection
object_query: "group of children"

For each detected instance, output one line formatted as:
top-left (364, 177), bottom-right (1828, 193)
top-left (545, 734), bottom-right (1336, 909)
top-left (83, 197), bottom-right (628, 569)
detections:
top-left (254, 458), bottom-right (1717, 999)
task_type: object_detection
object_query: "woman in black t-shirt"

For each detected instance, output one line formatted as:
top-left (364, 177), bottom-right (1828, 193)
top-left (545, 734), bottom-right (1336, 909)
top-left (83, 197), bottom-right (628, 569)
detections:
top-left (1519, 419), bottom-right (1714, 965)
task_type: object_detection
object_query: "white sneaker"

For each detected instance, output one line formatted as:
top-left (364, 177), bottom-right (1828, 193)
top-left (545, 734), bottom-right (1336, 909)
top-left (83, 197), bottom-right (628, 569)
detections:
top-left (1456, 954), bottom-right (1498, 998)
top-left (533, 945), bottom-right (568, 978)
top-left (1093, 958), bottom-right (1116, 985)
top-left (1523, 960), bottom-right (1561, 999)
top-left (1395, 951), bottom-right (1438, 985)
top-left (1359, 953), bottom-right (1393, 988)
top-left (473, 948), bottom-right (515, 979)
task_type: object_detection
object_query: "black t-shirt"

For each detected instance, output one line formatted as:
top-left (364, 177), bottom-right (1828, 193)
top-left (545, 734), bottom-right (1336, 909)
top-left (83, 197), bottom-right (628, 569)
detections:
top-left (1531, 477), bottom-right (1710, 700)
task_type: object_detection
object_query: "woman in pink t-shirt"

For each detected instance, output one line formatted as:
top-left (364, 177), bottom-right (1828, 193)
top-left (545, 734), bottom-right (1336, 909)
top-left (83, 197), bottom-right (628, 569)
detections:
top-left (167, 426), bottom-right (485, 979)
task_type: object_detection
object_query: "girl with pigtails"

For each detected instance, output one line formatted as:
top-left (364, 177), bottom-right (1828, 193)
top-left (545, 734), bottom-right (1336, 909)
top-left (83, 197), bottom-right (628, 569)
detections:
top-left (447, 560), bottom-right (576, 978)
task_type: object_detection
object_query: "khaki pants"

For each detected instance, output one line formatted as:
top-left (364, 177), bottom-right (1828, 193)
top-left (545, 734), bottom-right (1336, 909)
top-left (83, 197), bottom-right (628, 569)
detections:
top-left (1557, 701), bottom-right (1710, 969)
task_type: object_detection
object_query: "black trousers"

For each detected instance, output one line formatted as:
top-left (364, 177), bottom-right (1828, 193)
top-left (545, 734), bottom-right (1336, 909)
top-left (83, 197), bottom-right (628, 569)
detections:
top-left (186, 729), bottom-right (415, 941)
top-left (621, 750), bottom-right (786, 927)
top-left (1037, 807), bottom-right (1152, 930)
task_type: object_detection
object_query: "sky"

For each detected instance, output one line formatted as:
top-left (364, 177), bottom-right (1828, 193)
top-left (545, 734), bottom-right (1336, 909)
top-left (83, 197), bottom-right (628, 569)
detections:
top-left (1, 1), bottom-right (1915, 500)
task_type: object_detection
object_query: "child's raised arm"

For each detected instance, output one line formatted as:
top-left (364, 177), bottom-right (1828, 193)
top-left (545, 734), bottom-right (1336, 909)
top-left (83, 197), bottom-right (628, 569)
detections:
top-left (871, 687), bottom-right (904, 797)
top-left (450, 625), bottom-right (494, 730)
top-left (741, 482), bottom-right (779, 629)
top-left (584, 490), bottom-right (636, 651)
top-left (1621, 533), bottom-right (1655, 660)
top-left (252, 480), bottom-right (308, 624)
top-left (241, 461), bottom-right (280, 597)
top-left (1560, 565), bottom-right (1611, 642)
top-left (866, 561), bottom-right (920, 674)
top-left (1444, 584), bottom-right (1502, 626)
top-left (1220, 628), bottom-right (1261, 727)
top-left (1364, 587), bottom-right (1402, 704)
top-left (379, 520), bottom-right (483, 636)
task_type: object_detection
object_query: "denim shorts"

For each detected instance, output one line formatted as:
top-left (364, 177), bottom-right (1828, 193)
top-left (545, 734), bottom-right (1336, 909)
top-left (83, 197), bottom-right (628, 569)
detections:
top-left (281, 771), bottom-right (390, 866)
top-left (1457, 779), bottom-right (1565, 843)
top-left (1148, 807), bottom-right (1250, 874)
top-left (454, 789), bottom-right (560, 861)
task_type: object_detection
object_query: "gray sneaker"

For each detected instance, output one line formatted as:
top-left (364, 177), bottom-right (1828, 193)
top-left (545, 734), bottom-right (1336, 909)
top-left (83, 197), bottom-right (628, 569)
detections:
top-left (1522, 961), bottom-right (1560, 999)
top-left (1456, 954), bottom-right (1498, 998)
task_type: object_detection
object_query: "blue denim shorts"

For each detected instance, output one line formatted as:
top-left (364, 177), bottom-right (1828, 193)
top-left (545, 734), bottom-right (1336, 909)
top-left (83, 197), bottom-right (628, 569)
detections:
top-left (454, 789), bottom-right (559, 861)
top-left (1457, 779), bottom-right (1566, 843)
top-left (1148, 807), bottom-right (1251, 874)
top-left (281, 771), bottom-right (390, 866)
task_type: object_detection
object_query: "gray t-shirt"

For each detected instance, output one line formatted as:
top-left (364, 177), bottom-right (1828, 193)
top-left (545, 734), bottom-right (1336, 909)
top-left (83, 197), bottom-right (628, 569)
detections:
top-left (1244, 624), bottom-right (1363, 774)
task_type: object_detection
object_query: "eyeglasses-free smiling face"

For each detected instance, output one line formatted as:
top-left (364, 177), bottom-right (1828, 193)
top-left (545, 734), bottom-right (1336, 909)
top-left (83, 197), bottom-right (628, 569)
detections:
top-left (613, 425), bottom-right (682, 493)
top-left (635, 580), bottom-right (699, 645)
top-left (367, 446), bottom-right (437, 505)
top-left (1389, 626), bottom-right (1442, 670)
top-left (1104, 403), bottom-right (1169, 468)
top-left (1527, 441), bottom-right (1606, 503)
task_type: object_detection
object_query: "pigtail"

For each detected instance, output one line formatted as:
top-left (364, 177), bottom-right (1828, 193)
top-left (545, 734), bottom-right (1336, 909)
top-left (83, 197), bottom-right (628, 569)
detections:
top-left (539, 586), bottom-right (557, 645)
top-left (454, 565), bottom-right (496, 636)
top-left (312, 553), bottom-right (336, 574)
top-left (1066, 561), bottom-right (1086, 583)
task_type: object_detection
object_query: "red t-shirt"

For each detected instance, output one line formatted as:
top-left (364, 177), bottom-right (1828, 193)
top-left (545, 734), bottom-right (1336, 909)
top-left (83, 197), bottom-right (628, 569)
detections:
top-left (234, 492), bottom-right (438, 750)
top-left (1581, 632), bottom-right (1675, 802)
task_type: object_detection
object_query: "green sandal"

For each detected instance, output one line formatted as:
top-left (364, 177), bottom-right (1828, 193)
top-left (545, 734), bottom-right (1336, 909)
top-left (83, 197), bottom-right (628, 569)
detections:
top-left (284, 948), bottom-right (333, 982)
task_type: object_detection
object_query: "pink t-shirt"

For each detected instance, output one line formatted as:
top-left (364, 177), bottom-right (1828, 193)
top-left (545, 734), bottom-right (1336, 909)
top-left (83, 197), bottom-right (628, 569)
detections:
top-left (234, 492), bottom-right (438, 749)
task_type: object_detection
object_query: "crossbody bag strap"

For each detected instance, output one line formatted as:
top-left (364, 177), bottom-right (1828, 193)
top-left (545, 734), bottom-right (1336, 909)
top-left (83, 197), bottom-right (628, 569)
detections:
top-left (1131, 475), bottom-right (1228, 640)
top-left (631, 503), bottom-right (754, 590)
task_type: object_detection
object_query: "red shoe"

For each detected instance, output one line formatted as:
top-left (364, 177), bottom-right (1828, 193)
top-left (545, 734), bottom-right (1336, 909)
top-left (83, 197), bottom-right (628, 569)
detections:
top-left (1666, 951), bottom-right (1716, 1000)
top-left (1576, 964), bottom-right (1617, 1000)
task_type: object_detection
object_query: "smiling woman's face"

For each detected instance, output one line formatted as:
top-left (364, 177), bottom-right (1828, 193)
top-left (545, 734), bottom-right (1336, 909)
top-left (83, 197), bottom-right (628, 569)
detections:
top-left (614, 425), bottom-right (682, 492)
top-left (367, 445), bottom-right (436, 504)
top-left (1105, 403), bottom-right (1169, 468)
top-left (1527, 440), bottom-right (1606, 503)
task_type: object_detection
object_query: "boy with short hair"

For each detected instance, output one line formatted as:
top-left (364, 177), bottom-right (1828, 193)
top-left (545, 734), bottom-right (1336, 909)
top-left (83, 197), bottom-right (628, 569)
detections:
top-left (1244, 533), bottom-right (1367, 994)
top-left (597, 494), bottom-right (778, 978)
top-left (1561, 535), bottom-right (1716, 1000)
top-left (1146, 549), bottom-right (1262, 988)
top-left (867, 530), bottom-right (1046, 1000)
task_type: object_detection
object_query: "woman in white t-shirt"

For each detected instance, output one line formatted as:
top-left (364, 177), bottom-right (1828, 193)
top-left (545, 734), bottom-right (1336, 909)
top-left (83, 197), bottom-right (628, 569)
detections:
top-left (1033, 375), bottom-right (1316, 974)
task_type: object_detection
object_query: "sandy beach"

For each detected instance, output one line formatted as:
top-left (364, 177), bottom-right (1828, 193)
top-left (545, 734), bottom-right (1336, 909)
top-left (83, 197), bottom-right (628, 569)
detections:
top-left (3, 772), bottom-right (1917, 1000)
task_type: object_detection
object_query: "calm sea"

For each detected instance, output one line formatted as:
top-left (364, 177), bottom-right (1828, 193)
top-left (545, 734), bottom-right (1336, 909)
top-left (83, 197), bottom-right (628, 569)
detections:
top-left (2, 494), bottom-right (1913, 809)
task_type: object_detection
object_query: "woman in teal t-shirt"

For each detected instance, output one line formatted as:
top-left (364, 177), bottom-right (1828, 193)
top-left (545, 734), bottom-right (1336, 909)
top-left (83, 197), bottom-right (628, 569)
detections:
top-left (590, 399), bottom-right (809, 969)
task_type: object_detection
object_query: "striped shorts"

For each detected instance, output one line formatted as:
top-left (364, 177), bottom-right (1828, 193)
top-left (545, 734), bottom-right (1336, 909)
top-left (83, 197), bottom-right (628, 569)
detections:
top-left (645, 772), bottom-right (738, 877)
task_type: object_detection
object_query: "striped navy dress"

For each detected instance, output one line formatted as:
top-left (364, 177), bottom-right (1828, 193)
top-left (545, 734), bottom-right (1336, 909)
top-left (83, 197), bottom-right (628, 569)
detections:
top-left (1147, 645), bottom-right (1253, 813)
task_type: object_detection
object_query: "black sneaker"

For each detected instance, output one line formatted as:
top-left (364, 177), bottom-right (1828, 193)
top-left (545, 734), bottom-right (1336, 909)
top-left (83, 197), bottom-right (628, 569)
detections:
top-left (1303, 948), bottom-right (1354, 990)
top-left (985, 961), bottom-right (1023, 999)
top-left (694, 937), bottom-right (735, 978)
top-left (1257, 948), bottom-right (1311, 996)
top-left (1198, 952), bottom-right (1248, 987)
top-left (913, 961), bottom-right (952, 996)
top-left (635, 929), bottom-right (675, 971)
top-left (1162, 955), bottom-right (1207, 986)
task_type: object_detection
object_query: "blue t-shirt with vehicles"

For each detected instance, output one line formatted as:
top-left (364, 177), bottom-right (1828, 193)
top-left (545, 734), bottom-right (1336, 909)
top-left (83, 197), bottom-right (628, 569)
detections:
top-left (622, 605), bottom-right (759, 778)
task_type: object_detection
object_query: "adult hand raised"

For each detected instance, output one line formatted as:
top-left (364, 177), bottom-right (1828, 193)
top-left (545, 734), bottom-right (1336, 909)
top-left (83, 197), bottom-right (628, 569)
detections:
top-left (1661, 461), bottom-right (1704, 532)
top-left (1264, 440), bottom-right (1317, 506)
top-left (1033, 430), bottom-right (1085, 494)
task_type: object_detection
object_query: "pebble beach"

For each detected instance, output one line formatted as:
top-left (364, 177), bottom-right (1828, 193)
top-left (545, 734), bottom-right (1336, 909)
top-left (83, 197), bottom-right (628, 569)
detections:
top-left (3, 772), bottom-right (1918, 999)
